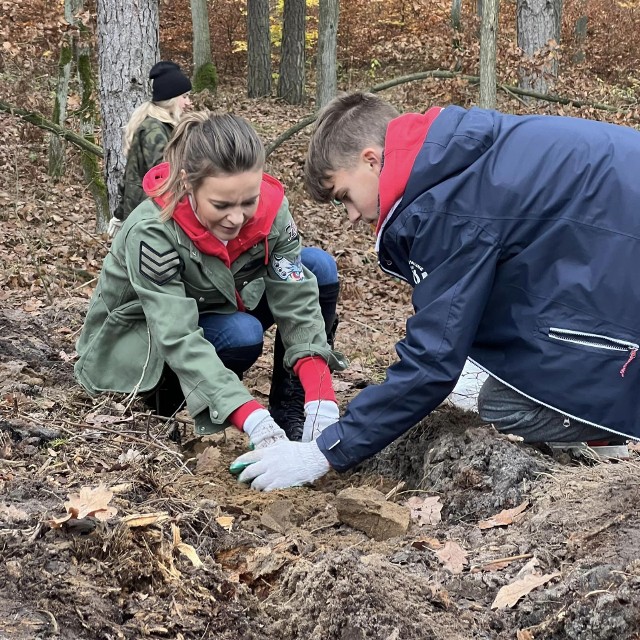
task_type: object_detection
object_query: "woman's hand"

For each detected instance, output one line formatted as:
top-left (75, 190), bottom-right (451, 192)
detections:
top-left (302, 400), bottom-right (339, 442)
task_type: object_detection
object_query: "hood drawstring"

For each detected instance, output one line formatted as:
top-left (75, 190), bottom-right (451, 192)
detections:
top-left (620, 348), bottom-right (637, 378)
top-left (264, 237), bottom-right (269, 265)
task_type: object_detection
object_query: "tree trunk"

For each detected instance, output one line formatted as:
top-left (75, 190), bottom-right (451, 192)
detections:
top-left (48, 0), bottom-right (82, 178)
top-left (479, 0), bottom-right (500, 108)
top-left (247, 0), bottom-right (271, 98)
top-left (316, 0), bottom-right (339, 109)
top-left (573, 15), bottom-right (588, 63)
top-left (278, 0), bottom-right (306, 105)
top-left (517, 0), bottom-right (563, 93)
top-left (191, 0), bottom-right (212, 71)
top-left (96, 0), bottom-right (159, 228)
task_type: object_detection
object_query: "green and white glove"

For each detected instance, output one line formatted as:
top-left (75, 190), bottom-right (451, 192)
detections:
top-left (229, 440), bottom-right (331, 491)
top-left (302, 400), bottom-right (339, 442)
top-left (243, 409), bottom-right (288, 450)
top-left (107, 216), bottom-right (123, 238)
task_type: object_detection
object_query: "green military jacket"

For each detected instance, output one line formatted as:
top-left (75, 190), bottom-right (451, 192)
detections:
top-left (114, 117), bottom-right (173, 221)
top-left (75, 193), bottom-right (346, 436)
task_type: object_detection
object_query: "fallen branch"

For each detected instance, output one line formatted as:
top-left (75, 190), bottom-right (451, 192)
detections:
top-left (0, 99), bottom-right (103, 158)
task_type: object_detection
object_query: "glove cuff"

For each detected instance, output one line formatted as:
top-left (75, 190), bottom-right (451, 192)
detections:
top-left (242, 408), bottom-right (272, 437)
top-left (304, 400), bottom-right (339, 420)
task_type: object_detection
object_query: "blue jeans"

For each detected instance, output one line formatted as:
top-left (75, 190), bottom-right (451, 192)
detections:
top-left (198, 247), bottom-right (339, 376)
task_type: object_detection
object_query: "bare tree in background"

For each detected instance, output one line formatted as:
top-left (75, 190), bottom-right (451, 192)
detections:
top-left (96, 0), bottom-right (159, 229)
top-left (479, 0), bottom-right (500, 108)
top-left (247, 0), bottom-right (271, 97)
top-left (517, 0), bottom-right (563, 93)
top-left (278, 0), bottom-right (306, 104)
top-left (191, 0), bottom-right (218, 92)
top-left (316, 0), bottom-right (339, 109)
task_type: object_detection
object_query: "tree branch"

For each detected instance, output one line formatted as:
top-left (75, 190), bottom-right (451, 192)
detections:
top-left (0, 99), bottom-right (104, 158)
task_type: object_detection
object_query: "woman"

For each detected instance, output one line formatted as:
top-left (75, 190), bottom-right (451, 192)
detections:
top-left (108, 61), bottom-right (192, 237)
top-left (77, 111), bottom-right (344, 448)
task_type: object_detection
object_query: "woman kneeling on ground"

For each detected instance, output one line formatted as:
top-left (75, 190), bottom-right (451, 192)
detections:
top-left (75, 110), bottom-right (345, 451)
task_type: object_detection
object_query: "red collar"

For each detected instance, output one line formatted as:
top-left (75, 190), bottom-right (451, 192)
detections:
top-left (376, 107), bottom-right (443, 233)
top-left (143, 163), bottom-right (285, 267)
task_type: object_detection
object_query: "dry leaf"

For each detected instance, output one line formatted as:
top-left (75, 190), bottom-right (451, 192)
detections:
top-left (517, 630), bottom-right (535, 640)
top-left (50, 485), bottom-right (117, 527)
top-left (411, 536), bottom-right (443, 551)
top-left (492, 569), bottom-right (561, 609)
top-left (122, 512), bottom-right (170, 528)
top-left (171, 523), bottom-right (203, 568)
top-left (195, 446), bottom-right (222, 474)
top-left (117, 449), bottom-right (144, 465)
top-left (406, 495), bottom-right (443, 526)
top-left (478, 501), bottom-right (529, 530)
top-left (435, 540), bottom-right (468, 574)
top-left (216, 516), bottom-right (234, 531)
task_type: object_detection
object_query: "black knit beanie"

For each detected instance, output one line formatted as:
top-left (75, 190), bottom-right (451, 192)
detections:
top-left (150, 61), bottom-right (192, 102)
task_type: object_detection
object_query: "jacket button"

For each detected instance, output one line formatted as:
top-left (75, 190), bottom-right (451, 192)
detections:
top-left (199, 297), bottom-right (204, 302)
top-left (243, 281), bottom-right (248, 286)
top-left (385, 260), bottom-right (392, 265)
top-left (212, 411), bottom-right (219, 419)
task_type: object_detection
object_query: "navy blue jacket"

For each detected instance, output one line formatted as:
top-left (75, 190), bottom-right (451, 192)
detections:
top-left (318, 106), bottom-right (640, 472)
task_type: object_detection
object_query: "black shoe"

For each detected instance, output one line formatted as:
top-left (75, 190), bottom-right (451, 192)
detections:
top-left (268, 373), bottom-right (305, 441)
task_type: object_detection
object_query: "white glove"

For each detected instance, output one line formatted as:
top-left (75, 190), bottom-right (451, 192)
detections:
top-left (242, 408), bottom-right (288, 450)
top-left (107, 216), bottom-right (123, 238)
top-left (229, 440), bottom-right (330, 491)
top-left (302, 400), bottom-right (339, 442)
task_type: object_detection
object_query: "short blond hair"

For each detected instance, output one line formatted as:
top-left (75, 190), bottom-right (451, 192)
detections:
top-left (304, 92), bottom-right (399, 202)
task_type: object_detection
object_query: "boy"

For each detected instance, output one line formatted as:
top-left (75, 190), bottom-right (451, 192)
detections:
top-left (231, 92), bottom-right (640, 491)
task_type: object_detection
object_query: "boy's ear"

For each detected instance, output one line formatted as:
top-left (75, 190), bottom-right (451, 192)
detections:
top-left (360, 147), bottom-right (383, 172)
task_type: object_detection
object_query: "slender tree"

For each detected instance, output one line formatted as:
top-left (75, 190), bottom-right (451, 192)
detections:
top-left (517, 0), bottom-right (563, 93)
top-left (191, 0), bottom-right (218, 93)
top-left (278, 0), bottom-right (306, 104)
top-left (479, 0), bottom-right (500, 108)
top-left (247, 0), bottom-right (271, 98)
top-left (96, 0), bottom-right (159, 229)
top-left (316, 0), bottom-right (339, 109)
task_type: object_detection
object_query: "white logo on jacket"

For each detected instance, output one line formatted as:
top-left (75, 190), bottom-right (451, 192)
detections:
top-left (409, 260), bottom-right (428, 284)
top-left (285, 220), bottom-right (298, 241)
top-left (272, 254), bottom-right (305, 281)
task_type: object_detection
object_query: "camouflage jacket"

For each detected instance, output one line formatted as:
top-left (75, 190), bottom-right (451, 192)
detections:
top-left (114, 117), bottom-right (173, 221)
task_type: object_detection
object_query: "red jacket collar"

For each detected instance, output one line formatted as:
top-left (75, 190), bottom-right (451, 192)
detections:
top-left (143, 162), bottom-right (285, 267)
top-left (376, 107), bottom-right (443, 233)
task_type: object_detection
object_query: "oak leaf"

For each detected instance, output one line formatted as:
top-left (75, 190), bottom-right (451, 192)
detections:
top-left (406, 495), bottom-right (443, 526)
top-left (478, 501), bottom-right (529, 530)
top-left (492, 560), bottom-right (560, 609)
top-left (435, 540), bottom-right (468, 574)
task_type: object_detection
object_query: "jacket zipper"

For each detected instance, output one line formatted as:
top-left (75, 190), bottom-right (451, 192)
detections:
top-left (548, 327), bottom-right (638, 377)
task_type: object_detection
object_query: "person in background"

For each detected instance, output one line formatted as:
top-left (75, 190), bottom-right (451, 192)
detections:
top-left (77, 111), bottom-right (345, 449)
top-left (230, 91), bottom-right (640, 491)
top-left (108, 61), bottom-right (192, 238)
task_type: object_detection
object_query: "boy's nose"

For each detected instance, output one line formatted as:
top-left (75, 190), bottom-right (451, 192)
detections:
top-left (346, 205), bottom-right (361, 224)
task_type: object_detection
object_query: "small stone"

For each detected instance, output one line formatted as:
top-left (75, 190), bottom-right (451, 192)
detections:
top-left (335, 487), bottom-right (410, 541)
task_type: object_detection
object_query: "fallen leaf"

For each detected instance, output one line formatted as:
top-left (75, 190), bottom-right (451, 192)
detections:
top-left (196, 446), bottom-right (222, 474)
top-left (478, 501), bottom-right (529, 530)
top-left (517, 630), bottom-right (535, 640)
top-left (411, 536), bottom-right (443, 551)
top-left (406, 495), bottom-right (443, 526)
top-left (492, 564), bottom-right (561, 609)
top-left (122, 512), bottom-right (170, 528)
top-left (49, 485), bottom-right (118, 528)
top-left (435, 540), bottom-right (468, 574)
top-left (171, 524), bottom-right (203, 568)
top-left (216, 516), bottom-right (234, 532)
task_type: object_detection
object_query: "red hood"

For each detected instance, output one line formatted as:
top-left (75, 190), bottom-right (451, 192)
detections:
top-left (376, 107), bottom-right (443, 233)
top-left (143, 162), bottom-right (285, 266)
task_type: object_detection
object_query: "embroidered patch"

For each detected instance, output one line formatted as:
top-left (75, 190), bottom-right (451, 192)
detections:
top-left (285, 219), bottom-right (298, 241)
top-left (272, 254), bottom-right (305, 281)
top-left (139, 241), bottom-right (182, 285)
top-left (409, 259), bottom-right (428, 284)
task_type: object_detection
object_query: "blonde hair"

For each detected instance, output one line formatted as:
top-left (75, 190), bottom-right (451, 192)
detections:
top-left (151, 110), bottom-right (266, 222)
top-left (122, 97), bottom-right (184, 155)
top-left (304, 92), bottom-right (399, 202)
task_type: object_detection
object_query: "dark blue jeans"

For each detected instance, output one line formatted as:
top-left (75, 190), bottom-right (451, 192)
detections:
top-left (198, 246), bottom-right (338, 377)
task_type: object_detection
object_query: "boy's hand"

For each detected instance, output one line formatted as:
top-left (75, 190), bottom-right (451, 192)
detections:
top-left (229, 440), bottom-right (330, 491)
top-left (302, 400), bottom-right (339, 442)
top-left (242, 409), bottom-right (288, 450)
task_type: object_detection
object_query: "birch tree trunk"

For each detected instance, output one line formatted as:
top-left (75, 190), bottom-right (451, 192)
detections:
top-left (316, 0), bottom-right (339, 109)
top-left (191, 0), bottom-right (211, 70)
top-left (517, 0), bottom-right (562, 93)
top-left (278, 0), bottom-right (306, 104)
top-left (247, 0), bottom-right (271, 98)
top-left (96, 0), bottom-right (159, 227)
top-left (479, 0), bottom-right (500, 108)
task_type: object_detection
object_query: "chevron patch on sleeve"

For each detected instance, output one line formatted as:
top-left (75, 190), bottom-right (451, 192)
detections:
top-left (139, 241), bottom-right (183, 285)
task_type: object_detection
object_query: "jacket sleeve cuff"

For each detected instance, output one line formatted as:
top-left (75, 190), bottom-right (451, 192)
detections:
top-left (316, 422), bottom-right (353, 472)
top-left (228, 399), bottom-right (264, 431)
top-left (293, 356), bottom-right (337, 404)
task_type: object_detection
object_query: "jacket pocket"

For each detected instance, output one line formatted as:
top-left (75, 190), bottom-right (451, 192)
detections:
top-left (546, 327), bottom-right (638, 376)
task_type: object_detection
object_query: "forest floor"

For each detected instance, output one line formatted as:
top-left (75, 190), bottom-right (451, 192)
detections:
top-left (3, 2), bottom-right (640, 638)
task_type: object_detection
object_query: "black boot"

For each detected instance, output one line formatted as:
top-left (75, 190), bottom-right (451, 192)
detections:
top-left (268, 330), bottom-right (305, 441)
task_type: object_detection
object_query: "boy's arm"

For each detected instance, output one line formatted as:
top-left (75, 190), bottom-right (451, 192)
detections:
top-left (316, 217), bottom-right (500, 471)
